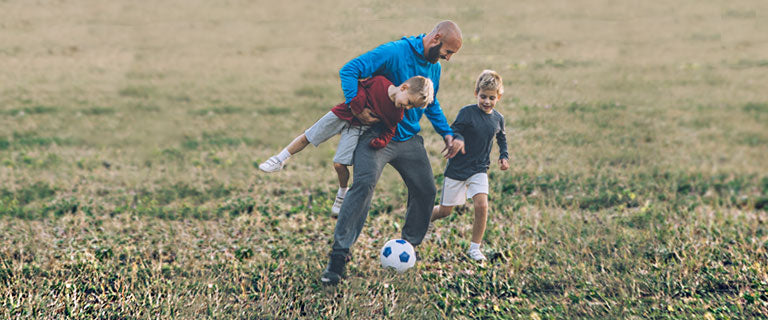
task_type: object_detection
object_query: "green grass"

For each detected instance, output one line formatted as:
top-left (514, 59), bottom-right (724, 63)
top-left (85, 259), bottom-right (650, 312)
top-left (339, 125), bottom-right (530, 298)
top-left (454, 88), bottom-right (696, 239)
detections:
top-left (1, 0), bottom-right (767, 318)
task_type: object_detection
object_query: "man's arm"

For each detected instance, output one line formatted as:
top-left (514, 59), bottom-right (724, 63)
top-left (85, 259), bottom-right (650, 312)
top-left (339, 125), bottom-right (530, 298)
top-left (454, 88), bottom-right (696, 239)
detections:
top-left (429, 100), bottom-right (465, 158)
top-left (423, 98), bottom-right (454, 138)
top-left (424, 77), bottom-right (464, 158)
top-left (339, 42), bottom-right (398, 104)
top-left (448, 108), bottom-right (467, 142)
top-left (346, 82), bottom-right (380, 125)
top-left (439, 107), bottom-right (465, 158)
top-left (352, 108), bottom-right (381, 125)
top-left (421, 67), bottom-right (453, 138)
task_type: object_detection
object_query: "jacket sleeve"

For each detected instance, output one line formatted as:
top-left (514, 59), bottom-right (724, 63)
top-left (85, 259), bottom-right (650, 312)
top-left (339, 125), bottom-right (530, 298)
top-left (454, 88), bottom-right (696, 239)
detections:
top-left (347, 82), bottom-right (367, 115)
top-left (422, 67), bottom-right (453, 138)
top-left (339, 42), bottom-right (398, 104)
top-left (497, 115), bottom-right (509, 160)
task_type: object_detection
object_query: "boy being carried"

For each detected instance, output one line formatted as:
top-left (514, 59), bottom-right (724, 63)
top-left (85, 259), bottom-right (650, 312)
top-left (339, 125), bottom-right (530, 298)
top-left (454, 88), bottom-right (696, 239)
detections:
top-left (259, 75), bottom-right (434, 215)
top-left (431, 70), bottom-right (509, 261)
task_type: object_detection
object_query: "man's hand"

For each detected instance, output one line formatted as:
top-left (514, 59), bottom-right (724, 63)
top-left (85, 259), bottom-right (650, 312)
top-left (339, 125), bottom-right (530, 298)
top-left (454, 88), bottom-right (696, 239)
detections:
top-left (353, 108), bottom-right (381, 125)
top-left (441, 135), bottom-right (465, 159)
top-left (499, 158), bottom-right (510, 170)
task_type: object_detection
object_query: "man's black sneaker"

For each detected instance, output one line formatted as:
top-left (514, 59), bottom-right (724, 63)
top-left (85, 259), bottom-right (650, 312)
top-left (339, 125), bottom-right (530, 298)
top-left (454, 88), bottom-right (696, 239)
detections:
top-left (320, 252), bottom-right (349, 285)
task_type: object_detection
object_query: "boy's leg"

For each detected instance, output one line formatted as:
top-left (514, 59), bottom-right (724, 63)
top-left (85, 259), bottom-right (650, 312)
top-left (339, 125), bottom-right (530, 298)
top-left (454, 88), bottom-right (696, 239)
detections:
top-left (333, 163), bottom-right (350, 188)
top-left (332, 124), bottom-right (367, 188)
top-left (260, 111), bottom-right (346, 173)
top-left (431, 176), bottom-right (466, 221)
top-left (331, 163), bottom-right (350, 216)
top-left (285, 134), bottom-right (310, 155)
top-left (470, 193), bottom-right (489, 244)
top-left (260, 133), bottom-right (311, 173)
top-left (389, 135), bottom-right (437, 247)
top-left (466, 173), bottom-right (490, 261)
top-left (329, 125), bottom-right (367, 216)
top-left (426, 205), bottom-right (453, 242)
top-left (431, 205), bottom-right (453, 221)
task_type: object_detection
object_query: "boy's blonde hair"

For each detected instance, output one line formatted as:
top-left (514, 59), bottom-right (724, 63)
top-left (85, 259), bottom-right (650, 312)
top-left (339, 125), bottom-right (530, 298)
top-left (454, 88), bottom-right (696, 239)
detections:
top-left (403, 76), bottom-right (434, 108)
top-left (475, 70), bottom-right (504, 95)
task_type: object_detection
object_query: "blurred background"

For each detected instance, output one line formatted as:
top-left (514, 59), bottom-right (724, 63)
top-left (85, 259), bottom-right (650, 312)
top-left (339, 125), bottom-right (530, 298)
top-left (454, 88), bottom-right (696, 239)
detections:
top-left (1, 0), bottom-right (767, 318)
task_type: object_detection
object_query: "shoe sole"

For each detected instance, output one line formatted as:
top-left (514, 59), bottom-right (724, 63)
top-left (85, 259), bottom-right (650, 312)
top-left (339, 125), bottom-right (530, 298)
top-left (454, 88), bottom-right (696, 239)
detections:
top-left (258, 166), bottom-right (283, 173)
top-left (468, 252), bottom-right (486, 261)
top-left (320, 277), bottom-right (339, 285)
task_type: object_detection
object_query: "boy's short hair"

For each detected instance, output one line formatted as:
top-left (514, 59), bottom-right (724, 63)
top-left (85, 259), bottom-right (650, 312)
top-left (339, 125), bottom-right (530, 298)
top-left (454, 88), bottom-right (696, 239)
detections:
top-left (475, 70), bottom-right (504, 95)
top-left (403, 76), bottom-right (434, 108)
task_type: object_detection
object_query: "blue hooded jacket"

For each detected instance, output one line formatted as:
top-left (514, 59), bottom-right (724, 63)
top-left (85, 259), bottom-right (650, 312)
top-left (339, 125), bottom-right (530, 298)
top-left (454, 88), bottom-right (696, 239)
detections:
top-left (339, 34), bottom-right (453, 142)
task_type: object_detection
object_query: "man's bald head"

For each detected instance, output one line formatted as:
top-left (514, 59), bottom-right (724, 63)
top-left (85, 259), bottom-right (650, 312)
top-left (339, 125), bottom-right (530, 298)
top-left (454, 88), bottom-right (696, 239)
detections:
top-left (430, 21), bottom-right (462, 42)
top-left (423, 20), bottom-right (462, 63)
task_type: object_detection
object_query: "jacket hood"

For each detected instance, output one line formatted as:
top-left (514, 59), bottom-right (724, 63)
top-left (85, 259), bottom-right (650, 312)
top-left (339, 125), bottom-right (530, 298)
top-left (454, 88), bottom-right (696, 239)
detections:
top-left (403, 34), bottom-right (428, 63)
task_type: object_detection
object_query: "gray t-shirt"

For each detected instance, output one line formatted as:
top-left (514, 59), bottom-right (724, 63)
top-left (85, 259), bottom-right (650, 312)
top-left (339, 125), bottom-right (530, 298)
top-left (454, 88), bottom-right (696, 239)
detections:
top-left (444, 105), bottom-right (508, 181)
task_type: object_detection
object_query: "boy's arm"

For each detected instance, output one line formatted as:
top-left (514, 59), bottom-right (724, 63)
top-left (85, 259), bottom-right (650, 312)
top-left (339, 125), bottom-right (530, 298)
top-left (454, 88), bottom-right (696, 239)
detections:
top-left (497, 115), bottom-right (509, 160)
top-left (449, 108), bottom-right (467, 142)
top-left (369, 126), bottom-right (396, 149)
top-left (339, 42), bottom-right (397, 104)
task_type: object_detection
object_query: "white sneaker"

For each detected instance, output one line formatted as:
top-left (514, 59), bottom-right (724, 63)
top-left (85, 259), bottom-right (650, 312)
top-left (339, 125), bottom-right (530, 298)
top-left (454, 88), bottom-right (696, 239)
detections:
top-left (259, 156), bottom-right (284, 173)
top-left (424, 222), bottom-right (435, 241)
top-left (468, 248), bottom-right (487, 261)
top-left (331, 195), bottom-right (344, 217)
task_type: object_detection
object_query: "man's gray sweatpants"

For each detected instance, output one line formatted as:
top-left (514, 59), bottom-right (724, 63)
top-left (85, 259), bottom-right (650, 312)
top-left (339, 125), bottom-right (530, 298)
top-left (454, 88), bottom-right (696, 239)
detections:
top-left (331, 130), bottom-right (436, 254)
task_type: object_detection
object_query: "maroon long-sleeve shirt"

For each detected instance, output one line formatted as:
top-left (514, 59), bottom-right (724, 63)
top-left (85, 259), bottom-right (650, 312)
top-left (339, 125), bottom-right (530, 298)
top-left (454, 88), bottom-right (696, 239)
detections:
top-left (330, 76), bottom-right (403, 149)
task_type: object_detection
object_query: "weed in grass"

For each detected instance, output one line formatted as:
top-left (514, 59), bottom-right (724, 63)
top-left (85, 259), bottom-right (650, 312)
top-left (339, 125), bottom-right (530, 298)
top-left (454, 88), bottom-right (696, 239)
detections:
top-left (742, 102), bottom-right (768, 114)
top-left (10, 132), bottom-right (77, 148)
top-left (189, 105), bottom-right (245, 116)
top-left (118, 85), bottom-right (156, 98)
top-left (1, 105), bottom-right (58, 116)
top-left (80, 106), bottom-right (115, 115)
top-left (262, 106), bottom-right (290, 115)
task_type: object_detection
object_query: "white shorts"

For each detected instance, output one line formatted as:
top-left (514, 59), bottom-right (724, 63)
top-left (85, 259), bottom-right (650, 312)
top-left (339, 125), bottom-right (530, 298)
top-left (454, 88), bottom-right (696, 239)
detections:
top-left (439, 173), bottom-right (489, 206)
top-left (304, 111), bottom-right (368, 166)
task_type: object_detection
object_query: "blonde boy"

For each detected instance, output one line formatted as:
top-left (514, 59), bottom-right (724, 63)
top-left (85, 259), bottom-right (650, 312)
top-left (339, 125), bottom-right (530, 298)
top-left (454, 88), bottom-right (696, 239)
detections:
top-left (431, 70), bottom-right (509, 261)
top-left (260, 75), bottom-right (434, 215)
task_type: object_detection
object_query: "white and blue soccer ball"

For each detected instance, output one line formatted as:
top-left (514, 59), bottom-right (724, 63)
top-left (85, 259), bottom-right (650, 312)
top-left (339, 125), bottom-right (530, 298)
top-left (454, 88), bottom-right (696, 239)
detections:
top-left (380, 239), bottom-right (416, 272)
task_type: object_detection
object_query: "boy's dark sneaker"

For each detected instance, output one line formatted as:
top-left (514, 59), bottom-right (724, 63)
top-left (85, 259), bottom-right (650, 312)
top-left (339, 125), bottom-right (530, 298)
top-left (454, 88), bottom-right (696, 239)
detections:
top-left (320, 252), bottom-right (349, 285)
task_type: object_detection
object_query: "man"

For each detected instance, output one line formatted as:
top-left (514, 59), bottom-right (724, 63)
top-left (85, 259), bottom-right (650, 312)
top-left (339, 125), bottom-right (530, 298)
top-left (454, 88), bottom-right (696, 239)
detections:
top-left (321, 21), bottom-right (465, 285)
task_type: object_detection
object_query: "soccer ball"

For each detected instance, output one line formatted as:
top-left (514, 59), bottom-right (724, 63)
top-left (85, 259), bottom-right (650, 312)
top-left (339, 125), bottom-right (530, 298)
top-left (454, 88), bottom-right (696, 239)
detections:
top-left (380, 239), bottom-right (416, 272)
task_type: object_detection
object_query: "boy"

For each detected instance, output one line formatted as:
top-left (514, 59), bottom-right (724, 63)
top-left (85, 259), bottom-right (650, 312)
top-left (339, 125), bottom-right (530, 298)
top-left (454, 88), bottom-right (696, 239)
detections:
top-left (431, 70), bottom-right (509, 261)
top-left (259, 75), bottom-right (434, 215)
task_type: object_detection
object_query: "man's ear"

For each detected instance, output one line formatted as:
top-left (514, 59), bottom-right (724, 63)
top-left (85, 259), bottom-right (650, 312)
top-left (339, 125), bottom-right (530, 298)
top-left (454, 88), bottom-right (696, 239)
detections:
top-left (497, 93), bottom-right (503, 100)
top-left (429, 33), bottom-right (442, 46)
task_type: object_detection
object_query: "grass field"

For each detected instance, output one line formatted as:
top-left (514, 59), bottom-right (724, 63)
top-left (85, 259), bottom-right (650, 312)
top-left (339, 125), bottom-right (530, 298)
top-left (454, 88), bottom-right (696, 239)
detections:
top-left (1, 0), bottom-right (767, 318)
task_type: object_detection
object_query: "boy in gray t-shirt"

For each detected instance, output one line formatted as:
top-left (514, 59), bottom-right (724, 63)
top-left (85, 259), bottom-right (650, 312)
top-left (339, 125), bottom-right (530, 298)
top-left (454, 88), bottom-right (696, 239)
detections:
top-left (431, 70), bottom-right (509, 261)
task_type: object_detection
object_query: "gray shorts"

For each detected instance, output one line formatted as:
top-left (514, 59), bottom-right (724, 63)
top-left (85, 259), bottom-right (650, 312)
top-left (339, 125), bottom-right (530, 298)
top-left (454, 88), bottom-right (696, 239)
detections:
top-left (304, 111), bottom-right (369, 166)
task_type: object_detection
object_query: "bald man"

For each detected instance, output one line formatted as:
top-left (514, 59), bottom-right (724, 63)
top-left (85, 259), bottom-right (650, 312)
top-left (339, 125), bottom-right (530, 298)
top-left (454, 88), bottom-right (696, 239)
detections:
top-left (321, 21), bottom-right (464, 285)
